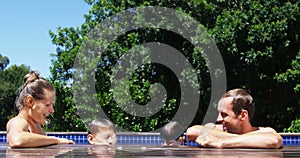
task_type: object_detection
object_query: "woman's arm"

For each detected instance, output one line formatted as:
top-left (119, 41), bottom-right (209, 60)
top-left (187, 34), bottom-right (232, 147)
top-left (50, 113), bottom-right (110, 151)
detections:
top-left (6, 117), bottom-right (74, 148)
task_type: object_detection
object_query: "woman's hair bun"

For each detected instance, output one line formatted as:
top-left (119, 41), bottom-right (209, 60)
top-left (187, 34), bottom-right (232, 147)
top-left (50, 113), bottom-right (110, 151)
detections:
top-left (23, 71), bottom-right (40, 84)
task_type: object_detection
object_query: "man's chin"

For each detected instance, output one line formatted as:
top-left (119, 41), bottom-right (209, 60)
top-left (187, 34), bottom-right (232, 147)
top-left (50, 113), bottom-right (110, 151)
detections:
top-left (222, 126), bottom-right (226, 131)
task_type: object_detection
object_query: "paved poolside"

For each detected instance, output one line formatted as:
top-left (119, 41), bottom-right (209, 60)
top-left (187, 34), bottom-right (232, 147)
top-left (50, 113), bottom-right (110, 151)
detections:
top-left (2, 143), bottom-right (300, 157)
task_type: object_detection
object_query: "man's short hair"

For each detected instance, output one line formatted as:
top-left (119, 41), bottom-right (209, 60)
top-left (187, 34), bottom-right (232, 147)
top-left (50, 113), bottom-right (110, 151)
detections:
top-left (222, 88), bottom-right (255, 121)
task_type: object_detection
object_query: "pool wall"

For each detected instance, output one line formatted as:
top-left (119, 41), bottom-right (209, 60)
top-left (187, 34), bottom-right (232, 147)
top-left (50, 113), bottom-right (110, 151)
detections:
top-left (281, 133), bottom-right (300, 146)
top-left (0, 131), bottom-right (163, 145)
top-left (0, 131), bottom-right (299, 146)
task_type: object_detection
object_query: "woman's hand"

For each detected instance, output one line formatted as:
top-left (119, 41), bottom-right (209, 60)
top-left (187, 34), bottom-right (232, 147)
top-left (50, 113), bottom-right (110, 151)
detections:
top-left (57, 138), bottom-right (75, 144)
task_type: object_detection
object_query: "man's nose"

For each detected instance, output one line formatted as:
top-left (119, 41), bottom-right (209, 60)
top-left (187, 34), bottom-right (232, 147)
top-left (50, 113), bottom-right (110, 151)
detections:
top-left (216, 113), bottom-right (223, 124)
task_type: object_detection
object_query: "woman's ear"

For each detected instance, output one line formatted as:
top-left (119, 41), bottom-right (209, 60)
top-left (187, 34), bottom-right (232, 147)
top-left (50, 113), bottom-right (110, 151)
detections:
top-left (25, 95), bottom-right (34, 108)
top-left (88, 134), bottom-right (95, 144)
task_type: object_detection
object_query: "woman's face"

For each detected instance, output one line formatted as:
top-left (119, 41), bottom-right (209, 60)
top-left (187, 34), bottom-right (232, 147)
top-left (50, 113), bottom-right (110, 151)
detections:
top-left (31, 89), bottom-right (55, 125)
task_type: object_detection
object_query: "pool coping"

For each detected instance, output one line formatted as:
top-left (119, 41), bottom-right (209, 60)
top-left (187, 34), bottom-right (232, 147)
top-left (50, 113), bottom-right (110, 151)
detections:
top-left (1, 131), bottom-right (300, 135)
top-left (0, 131), bottom-right (161, 135)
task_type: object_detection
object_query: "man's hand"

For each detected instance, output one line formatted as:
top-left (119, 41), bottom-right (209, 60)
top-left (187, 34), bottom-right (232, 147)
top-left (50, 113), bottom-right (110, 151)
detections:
top-left (186, 123), bottom-right (215, 141)
top-left (195, 131), bottom-right (223, 148)
top-left (186, 125), bottom-right (203, 141)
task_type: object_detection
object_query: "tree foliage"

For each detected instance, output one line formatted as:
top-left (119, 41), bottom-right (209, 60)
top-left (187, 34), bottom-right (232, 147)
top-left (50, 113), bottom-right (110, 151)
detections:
top-left (210, 0), bottom-right (300, 131)
top-left (49, 0), bottom-right (300, 132)
top-left (0, 63), bottom-right (30, 131)
top-left (284, 117), bottom-right (300, 132)
top-left (0, 54), bottom-right (9, 71)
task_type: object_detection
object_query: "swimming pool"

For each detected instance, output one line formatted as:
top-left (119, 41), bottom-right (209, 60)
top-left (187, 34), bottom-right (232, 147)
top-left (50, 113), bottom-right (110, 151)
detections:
top-left (2, 143), bottom-right (300, 157)
top-left (1, 132), bottom-right (300, 157)
top-left (0, 131), bottom-right (300, 146)
top-left (0, 132), bottom-right (299, 146)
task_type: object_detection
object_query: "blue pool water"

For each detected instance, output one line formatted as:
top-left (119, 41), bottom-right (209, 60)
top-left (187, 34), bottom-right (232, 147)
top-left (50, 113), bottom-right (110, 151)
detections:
top-left (0, 132), bottom-right (299, 146)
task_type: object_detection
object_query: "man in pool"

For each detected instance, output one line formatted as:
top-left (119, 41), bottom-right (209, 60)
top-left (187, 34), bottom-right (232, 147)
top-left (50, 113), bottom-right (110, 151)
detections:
top-left (87, 118), bottom-right (117, 145)
top-left (186, 88), bottom-right (283, 148)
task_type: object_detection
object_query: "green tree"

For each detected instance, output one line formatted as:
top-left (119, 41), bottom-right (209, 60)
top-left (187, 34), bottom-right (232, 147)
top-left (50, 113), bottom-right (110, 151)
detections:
top-left (0, 64), bottom-right (30, 130)
top-left (0, 54), bottom-right (9, 71)
top-left (50, 0), bottom-right (216, 132)
top-left (210, 0), bottom-right (300, 131)
top-left (49, 0), bottom-right (300, 132)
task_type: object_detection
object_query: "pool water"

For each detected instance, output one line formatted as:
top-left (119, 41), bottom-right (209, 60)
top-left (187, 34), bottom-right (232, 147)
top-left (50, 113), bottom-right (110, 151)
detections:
top-left (2, 132), bottom-right (300, 146)
top-left (2, 143), bottom-right (300, 157)
top-left (1, 132), bottom-right (300, 157)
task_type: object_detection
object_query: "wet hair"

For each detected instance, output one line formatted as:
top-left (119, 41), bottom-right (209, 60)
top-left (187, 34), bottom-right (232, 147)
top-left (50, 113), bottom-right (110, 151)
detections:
top-left (222, 88), bottom-right (255, 121)
top-left (88, 118), bottom-right (114, 135)
top-left (160, 121), bottom-right (182, 144)
top-left (15, 71), bottom-right (54, 111)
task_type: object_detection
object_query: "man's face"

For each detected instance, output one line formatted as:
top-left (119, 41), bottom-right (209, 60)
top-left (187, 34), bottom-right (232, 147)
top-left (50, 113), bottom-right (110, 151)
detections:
top-left (217, 97), bottom-right (243, 134)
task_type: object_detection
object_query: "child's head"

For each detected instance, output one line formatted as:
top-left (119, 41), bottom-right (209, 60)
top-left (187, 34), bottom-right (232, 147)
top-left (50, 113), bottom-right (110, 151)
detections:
top-left (88, 118), bottom-right (116, 145)
top-left (160, 121), bottom-right (183, 146)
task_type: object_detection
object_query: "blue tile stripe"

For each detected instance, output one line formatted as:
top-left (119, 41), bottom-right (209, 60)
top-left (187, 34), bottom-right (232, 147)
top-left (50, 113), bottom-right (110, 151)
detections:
top-left (47, 133), bottom-right (87, 144)
top-left (281, 135), bottom-right (300, 146)
top-left (0, 132), bottom-right (299, 146)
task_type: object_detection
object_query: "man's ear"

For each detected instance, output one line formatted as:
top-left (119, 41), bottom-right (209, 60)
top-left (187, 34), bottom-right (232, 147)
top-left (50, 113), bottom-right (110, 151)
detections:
top-left (88, 134), bottom-right (95, 144)
top-left (25, 95), bottom-right (34, 108)
top-left (239, 110), bottom-right (248, 121)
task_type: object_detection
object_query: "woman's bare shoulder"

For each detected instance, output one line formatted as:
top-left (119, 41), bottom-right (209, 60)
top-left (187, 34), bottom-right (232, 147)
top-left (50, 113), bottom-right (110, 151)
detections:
top-left (7, 116), bottom-right (27, 124)
top-left (7, 116), bottom-right (28, 132)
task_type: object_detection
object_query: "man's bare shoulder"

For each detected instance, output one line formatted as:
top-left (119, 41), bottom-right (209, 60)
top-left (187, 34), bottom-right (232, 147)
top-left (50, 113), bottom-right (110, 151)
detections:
top-left (256, 127), bottom-right (277, 133)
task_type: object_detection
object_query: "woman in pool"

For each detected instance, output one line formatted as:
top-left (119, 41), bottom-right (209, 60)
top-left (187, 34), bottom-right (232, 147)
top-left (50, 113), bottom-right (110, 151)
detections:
top-left (87, 118), bottom-right (116, 145)
top-left (6, 71), bottom-right (75, 148)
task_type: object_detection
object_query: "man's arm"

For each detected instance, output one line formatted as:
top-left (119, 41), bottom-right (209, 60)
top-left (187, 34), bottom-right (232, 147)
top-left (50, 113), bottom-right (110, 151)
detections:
top-left (186, 124), bottom-right (226, 141)
top-left (187, 125), bottom-right (282, 149)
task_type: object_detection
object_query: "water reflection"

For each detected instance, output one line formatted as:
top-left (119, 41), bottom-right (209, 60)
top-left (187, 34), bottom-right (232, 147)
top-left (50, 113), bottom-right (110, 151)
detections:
top-left (114, 146), bottom-right (284, 158)
top-left (87, 144), bottom-right (116, 158)
top-left (187, 149), bottom-right (283, 158)
top-left (6, 147), bottom-right (73, 158)
top-left (5, 144), bottom-right (116, 158)
top-left (0, 143), bottom-right (288, 158)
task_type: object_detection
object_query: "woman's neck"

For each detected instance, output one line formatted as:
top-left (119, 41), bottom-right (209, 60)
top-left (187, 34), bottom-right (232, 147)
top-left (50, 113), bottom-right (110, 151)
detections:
top-left (18, 111), bottom-right (45, 135)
